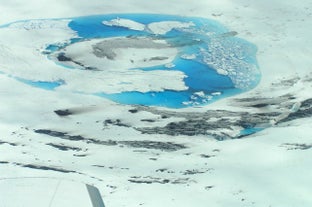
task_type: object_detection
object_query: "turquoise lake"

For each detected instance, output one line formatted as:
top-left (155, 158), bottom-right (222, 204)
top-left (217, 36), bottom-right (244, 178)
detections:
top-left (3, 14), bottom-right (261, 108)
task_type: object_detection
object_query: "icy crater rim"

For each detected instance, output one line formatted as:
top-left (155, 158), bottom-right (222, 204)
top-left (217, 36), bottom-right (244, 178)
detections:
top-left (0, 14), bottom-right (260, 108)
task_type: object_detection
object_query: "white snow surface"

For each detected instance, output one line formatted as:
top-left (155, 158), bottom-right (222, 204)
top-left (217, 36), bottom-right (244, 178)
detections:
top-left (147, 21), bottom-right (195, 35)
top-left (0, 0), bottom-right (312, 207)
top-left (103, 18), bottom-right (146, 31)
top-left (0, 178), bottom-right (95, 207)
top-left (102, 18), bottom-right (195, 35)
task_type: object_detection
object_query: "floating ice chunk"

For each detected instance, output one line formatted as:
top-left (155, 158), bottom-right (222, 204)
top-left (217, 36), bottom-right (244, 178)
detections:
top-left (147, 21), bottom-right (195, 35)
top-left (165, 63), bottom-right (175, 68)
top-left (211, 92), bottom-right (221, 96)
top-left (194, 91), bottom-right (205, 98)
top-left (102, 18), bottom-right (145, 31)
top-left (182, 101), bottom-right (193, 106)
top-left (181, 54), bottom-right (196, 60)
top-left (216, 68), bottom-right (228, 76)
top-left (186, 91), bottom-right (214, 106)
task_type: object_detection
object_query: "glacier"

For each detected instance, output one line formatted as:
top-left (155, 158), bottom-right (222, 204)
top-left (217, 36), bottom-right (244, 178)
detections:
top-left (0, 1), bottom-right (312, 207)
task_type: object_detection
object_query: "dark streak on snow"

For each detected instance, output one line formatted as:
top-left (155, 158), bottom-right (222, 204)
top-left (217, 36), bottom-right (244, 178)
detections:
top-left (128, 176), bottom-right (191, 185)
top-left (128, 109), bottom-right (139, 113)
top-left (35, 129), bottom-right (118, 146)
top-left (155, 167), bottom-right (213, 175)
top-left (205, 185), bottom-right (215, 190)
top-left (57, 52), bottom-right (98, 71)
top-left (34, 129), bottom-right (188, 151)
top-left (73, 154), bottom-right (88, 157)
top-left (182, 168), bottom-right (213, 175)
top-left (200, 154), bottom-right (216, 158)
top-left (1, 161), bottom-right (103, 182)
top-left (103, 119), bottom-right (130, 127)
top-left (54, 109), bottom-right (73, 116)
top-left (34, 129), bottom-right (85, 141)
top-left (0, 140), bottom-right (18, 146)
top-left (92, 165), bottom-right (130, 171)
top-left (14, 162), bottom-right (76, 173)
top-left (119, 141), bottom-right (187, 152)
top-left (46, 143), bottom-right (82, 151)
top-left (281, 143), bottom-right (312, 150)
top-left (140, 119), bottom-right (156, 123)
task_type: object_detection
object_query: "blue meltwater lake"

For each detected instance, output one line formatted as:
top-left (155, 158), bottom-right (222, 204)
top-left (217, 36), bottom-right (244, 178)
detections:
top-left (5, 14), bottom-right (261, 108)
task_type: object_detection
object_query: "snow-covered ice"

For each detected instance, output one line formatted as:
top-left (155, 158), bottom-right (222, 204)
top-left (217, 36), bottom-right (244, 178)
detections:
top-left (0, 0), bottom-right (312, 207)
